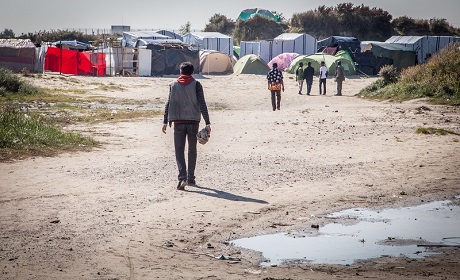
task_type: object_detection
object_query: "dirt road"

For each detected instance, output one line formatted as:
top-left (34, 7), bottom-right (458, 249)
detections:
top-left (1, 74), bottom-right (459, 279)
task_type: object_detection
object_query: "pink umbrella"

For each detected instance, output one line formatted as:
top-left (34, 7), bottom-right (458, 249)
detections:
top-left (268, 53), bottom-right (299, 71)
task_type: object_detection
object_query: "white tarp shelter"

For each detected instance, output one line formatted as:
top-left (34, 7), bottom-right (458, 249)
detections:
top-left (183, 32), bottom-right (233, 56)
top-left (240, 33), bottom-right (317, 64)
top-left (122, 31), bottom-right (170, 47)
top-left (385, 35), bottom-right (460, 63)
top-left (153, 30), bottom-right (183, 41)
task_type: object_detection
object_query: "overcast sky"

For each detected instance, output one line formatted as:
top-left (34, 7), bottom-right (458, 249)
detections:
top-left (1, 0), bottom-right (459, 35)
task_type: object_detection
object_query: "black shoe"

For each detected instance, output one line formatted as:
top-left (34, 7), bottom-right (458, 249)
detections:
top-left (177, 180), bottom-right (186, 190)
top-left (187, 179), bottom-right (196, 187)
top-left (298, 91), bottom-right (302, 95)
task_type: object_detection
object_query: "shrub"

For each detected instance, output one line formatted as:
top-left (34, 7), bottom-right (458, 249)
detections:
top-left (0, 67), bottom-right (43, 96)
top-left (378, 65), bottom-right (399, 84)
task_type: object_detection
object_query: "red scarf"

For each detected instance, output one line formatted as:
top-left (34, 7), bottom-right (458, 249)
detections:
top-left (177, 74), bottom-right (195, 85)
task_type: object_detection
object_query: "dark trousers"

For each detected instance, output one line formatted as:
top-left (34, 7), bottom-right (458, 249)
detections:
top-left (319, 78), bottom-right (327, 94)
top-left (305, 79), bottom-right (313, 94)
top-left (174, 123), bottom-right (199, 182)
top-left (336, 80), bottom-right (343, 95)
top-left (271, 90), bottom-right (281, 110)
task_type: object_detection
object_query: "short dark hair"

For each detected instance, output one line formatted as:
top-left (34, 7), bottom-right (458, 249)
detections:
top-left (299, 62), bottom-right (303, 66)
top-left (180, 62), bottom-right (194, 75)
top-left (272, 63), bottom-right (278, 68)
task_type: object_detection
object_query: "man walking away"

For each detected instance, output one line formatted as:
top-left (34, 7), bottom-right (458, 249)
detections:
top-left (162, 62), bottom-right (211, 190)
top-left (303, 62), bottom-right (314, 95)
top-left (335, 61), bottom-right (345, 96)
top-left (295, 62), bottom-right (304, 95)
top-left (267, 63), bottom-right (285, 111)
top-left (319, 61), bottom-right (328, 95)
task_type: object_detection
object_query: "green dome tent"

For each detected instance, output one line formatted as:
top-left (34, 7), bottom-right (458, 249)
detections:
top-left (233, 54), bottom-right (270, 75)
top-left (287, 53), bottom-right (356, 76)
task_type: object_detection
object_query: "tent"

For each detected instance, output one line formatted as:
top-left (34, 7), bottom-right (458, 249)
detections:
top-left (362, 42), bottom-right (416, 71)
top-left (233, 54), bottom-right (270, 75)
top-left (287, 53), bottom-right (356, 76)
top-left (237, 8), bottom-right (282, 23)
top-left (199, 50), bottom-right (234, 75)
top-left (267, 53), bottom-right (299, 71)
top-left (385, 35), bottom-right (460, 63)
top-left (317, 36), bottom-right (361, 56)
top-left (183, 32), bottom-right (234, 56)
top-left (0, 39), bottom-right (38, 72)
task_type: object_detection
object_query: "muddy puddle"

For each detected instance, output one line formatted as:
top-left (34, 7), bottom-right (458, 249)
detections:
top-left (232, 198), bottom-right (460, 266)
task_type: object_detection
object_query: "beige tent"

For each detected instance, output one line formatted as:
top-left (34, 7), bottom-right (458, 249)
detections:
top-left (200, 50), bottom-right (235, 75)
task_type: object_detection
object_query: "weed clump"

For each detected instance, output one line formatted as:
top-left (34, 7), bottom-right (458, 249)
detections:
top-left (0, 67), bottom-right (44, 97)
top-left (0, 106), bottom-right (98, 161)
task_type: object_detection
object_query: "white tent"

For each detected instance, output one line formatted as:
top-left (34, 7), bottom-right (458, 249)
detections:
top-left (385, 35), bottom-right (460, 63)
top-left (183, 32), bottom-right (233, 56)
top-left (240, 33), bottom-right (317, 64)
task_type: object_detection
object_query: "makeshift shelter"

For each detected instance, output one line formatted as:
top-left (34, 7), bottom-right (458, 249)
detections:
top-left (362, 42), bottom-right (416, 71)
top-left (237, 8), bottom-right (282, 23)
top-left (182, 32), bottom-right (233, 56)
top-left (353, 51), bottom-right (393, 75)
top-left (153, 30), bottom-right (183, 41)
top-left (233, 54), bottom-right (270, 75)
top-left (0, 39), bottom-right (38, 72)
top-left (135, 38), bottom-right (182, 47)
top-left (240, 33), bottom-right (316, 64)
top-left (385, 35), bottom-right (460, 63)
top-left (287, 53), bottom-right (356, 76)
top-left (267, 53), bottom-right (299, 71)
top-left (199, 50), bottom-right (234, 75)
top-left (317, 36), bottom-right (361, 57)
top-left (45, 46), bottom-right (106, 76)
top-left (52, 40), bottom-right (93, 51)
top-left (122, 31), bottom-right (170, 47)
top-left (144, 42), bottom-right (199, 76)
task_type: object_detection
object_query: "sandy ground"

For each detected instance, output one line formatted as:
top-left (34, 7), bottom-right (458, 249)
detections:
top-left (1, 73), bottom-right (460, 280)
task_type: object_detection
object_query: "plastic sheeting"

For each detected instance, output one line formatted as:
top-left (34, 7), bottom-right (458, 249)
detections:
top-left (45, 47), bottom-right (106, 76)
top-left (146, 44), bottom-right (199, 76)
top-left (0, 39), bottom-right (36, 72)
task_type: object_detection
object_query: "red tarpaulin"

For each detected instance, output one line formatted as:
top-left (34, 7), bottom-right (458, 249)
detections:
top-left (45, 47), bottom-right (106, 76)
